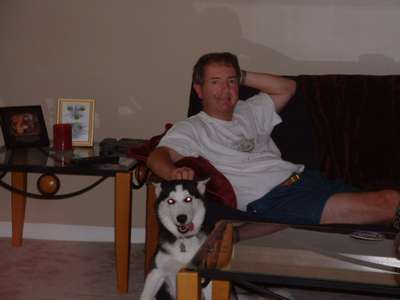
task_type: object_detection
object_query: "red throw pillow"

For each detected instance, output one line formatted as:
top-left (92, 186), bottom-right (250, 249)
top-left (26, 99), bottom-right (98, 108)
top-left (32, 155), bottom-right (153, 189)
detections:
top-left (174, 156), bottom-right (236, 208)
top-left (127, 124), bottom-right (237, 208)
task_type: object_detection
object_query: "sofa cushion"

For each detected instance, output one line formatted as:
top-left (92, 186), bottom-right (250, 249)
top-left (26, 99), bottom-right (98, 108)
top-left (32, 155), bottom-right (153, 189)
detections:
top-left (298, 75), bottom-right (400, 190)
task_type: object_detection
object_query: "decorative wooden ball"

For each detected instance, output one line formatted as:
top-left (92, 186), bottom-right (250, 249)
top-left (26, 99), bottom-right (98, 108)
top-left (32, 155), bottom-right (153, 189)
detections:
top-left (135, 163), bottom-right (149, 183)
top-left (37, 173), bottom-right (60, 195)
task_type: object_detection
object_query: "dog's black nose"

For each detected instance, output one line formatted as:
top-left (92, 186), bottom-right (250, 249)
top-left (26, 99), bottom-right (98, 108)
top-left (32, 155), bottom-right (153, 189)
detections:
top-left (176, 214), bottom-right (187, 224)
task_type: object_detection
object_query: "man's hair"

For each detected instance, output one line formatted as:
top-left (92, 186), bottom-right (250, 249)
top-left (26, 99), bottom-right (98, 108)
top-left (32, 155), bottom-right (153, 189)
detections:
top-left (192, 52), bottom-right (241, 85)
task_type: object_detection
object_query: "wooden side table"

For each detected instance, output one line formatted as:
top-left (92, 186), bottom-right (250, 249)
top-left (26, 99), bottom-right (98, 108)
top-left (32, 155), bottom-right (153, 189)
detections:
top-left (0, 146), bottom-right (137, 293)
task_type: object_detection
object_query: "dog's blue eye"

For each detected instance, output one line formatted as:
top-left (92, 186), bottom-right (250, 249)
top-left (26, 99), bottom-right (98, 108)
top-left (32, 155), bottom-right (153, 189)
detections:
top-left (184, 196), bottom-right (192, 203)
top-left (167, 199), bottom-right (175, 205)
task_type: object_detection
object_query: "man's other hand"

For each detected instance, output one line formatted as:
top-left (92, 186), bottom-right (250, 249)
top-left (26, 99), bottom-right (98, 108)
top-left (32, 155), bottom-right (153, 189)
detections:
top-left (169, 167), bottom-right (195, 180)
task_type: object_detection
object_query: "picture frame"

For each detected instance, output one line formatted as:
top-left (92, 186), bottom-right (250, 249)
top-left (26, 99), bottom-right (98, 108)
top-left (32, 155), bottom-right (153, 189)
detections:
top-left (0, 105), bottom-right (50, 149)
top-left (57, 98), bottom-right (95, 147)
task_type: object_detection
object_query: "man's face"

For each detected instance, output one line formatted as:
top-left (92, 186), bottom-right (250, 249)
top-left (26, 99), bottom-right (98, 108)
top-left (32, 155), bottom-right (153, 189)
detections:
top-left (193, 63), bottom-right (239, 121)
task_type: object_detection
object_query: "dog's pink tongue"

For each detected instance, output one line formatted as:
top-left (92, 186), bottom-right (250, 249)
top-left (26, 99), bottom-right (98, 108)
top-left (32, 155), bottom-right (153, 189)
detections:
top-left (187, 223), bottom-right (194, 231)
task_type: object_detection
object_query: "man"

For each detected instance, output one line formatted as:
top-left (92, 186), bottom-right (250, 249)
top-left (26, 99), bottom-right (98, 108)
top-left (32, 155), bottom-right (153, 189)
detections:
top-left (147, 52), bottom-right (400, 228)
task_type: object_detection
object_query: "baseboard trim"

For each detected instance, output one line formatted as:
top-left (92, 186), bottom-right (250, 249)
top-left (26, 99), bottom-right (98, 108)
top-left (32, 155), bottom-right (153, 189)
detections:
top-left (0, 222), bottom-right (145, 243)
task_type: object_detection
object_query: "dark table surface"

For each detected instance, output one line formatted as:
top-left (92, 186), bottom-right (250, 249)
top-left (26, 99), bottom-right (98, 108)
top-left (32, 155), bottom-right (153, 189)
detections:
top-left (0, 145), bottom-right (138, 176)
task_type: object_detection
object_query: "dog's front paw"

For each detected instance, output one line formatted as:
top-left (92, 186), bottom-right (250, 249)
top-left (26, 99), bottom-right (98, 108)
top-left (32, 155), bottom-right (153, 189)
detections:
top-left (140, 287), bottom-right (158, 300)
top-left (139, 295), bottom-right (155, 300)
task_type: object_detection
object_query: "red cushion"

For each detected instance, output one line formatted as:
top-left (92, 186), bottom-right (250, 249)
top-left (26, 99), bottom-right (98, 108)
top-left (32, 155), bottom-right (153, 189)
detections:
top-left (127, 124), bottom-right (237, 208)
top-left (174, 156), bottom-right (236, 208)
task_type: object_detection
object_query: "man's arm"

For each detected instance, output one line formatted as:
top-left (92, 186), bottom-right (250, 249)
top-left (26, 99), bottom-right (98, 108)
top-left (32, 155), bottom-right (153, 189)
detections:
top-left (147, 146), bottom-right (195, 180)
top-left (242, 71), bottom-right (296, 112)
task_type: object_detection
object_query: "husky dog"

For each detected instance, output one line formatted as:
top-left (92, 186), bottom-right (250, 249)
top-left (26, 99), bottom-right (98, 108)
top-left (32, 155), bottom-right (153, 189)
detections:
top-left (140, 179), bottom-right (209, 300)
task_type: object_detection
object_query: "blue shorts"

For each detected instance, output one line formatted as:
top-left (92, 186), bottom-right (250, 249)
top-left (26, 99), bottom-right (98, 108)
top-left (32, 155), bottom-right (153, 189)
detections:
top-left (246, 170), bottom-right (358, 225)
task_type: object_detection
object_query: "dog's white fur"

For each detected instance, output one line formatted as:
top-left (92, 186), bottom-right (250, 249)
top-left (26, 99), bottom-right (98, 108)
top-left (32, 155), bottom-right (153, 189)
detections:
top-left (140, 179), bottom-right (208, 300)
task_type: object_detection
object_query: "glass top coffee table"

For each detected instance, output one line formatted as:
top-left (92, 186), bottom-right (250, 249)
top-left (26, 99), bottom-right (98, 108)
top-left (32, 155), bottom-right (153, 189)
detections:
top-left (177, 221), bottom-right (400, 300)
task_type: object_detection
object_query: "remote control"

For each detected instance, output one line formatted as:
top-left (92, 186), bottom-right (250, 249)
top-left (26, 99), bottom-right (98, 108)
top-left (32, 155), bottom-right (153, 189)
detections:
top-left (71, 155), bottom-right (119, 165)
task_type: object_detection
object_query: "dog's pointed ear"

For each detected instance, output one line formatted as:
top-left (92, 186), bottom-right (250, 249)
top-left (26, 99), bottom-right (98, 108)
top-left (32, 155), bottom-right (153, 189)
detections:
top-left (197, 178), bottom-right (210, 195)
top-left (154, 182), bottom-right (162, 197)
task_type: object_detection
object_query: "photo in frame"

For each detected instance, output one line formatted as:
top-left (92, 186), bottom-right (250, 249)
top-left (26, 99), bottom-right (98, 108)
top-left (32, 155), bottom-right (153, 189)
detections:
top-left (0, 105), bottom-right (50, 149)
top-left (57, 98), bottom-right (95, 147)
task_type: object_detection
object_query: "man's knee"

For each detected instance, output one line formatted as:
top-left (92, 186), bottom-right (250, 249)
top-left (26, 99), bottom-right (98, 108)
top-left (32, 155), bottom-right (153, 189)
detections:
top-left (320, 189), bottom-right (400, 224)
top-left (374, 189), bottom-right (400, 207)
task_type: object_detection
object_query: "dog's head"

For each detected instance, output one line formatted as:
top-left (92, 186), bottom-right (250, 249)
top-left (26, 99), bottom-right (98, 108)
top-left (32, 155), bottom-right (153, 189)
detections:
top-left (154, 179), bottom-right (208, 238)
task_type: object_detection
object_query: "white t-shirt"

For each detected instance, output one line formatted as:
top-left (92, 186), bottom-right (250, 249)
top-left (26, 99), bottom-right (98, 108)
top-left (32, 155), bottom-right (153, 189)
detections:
top-left (158, 93), bottom-right (303, 210)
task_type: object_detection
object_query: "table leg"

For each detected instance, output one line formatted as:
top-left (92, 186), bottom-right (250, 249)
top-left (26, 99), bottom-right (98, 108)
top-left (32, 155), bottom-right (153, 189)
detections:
top-left (212, 280), bottom-right (231, 300)
top-left (114, 172), bottom-right (132, 293)
top-left (11, 171), bottom-right (27, 247)
top-left (144, 183), bottom-right (159, 276)
top-left (177, 269), bottom-right (201, 300)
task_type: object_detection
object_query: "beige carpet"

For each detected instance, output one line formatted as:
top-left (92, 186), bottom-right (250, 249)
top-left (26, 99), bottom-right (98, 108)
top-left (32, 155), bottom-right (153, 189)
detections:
top-left (0, 238), bottom-right (396, 300)
top-left (0, 238), bottom-right (144, 300)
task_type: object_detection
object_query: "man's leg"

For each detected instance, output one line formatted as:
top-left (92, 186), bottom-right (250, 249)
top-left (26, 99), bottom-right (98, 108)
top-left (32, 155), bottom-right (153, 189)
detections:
top-left (320, 189), bottom-right (400, 224)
